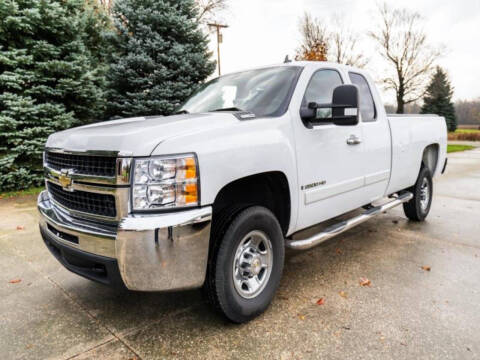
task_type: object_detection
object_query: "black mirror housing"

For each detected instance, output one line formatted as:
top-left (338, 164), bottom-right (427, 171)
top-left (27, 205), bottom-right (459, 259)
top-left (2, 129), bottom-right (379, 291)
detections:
top-left (331, 84), bottom-right (359, 126)
top-left (299, 84), bottom-right (360, 127)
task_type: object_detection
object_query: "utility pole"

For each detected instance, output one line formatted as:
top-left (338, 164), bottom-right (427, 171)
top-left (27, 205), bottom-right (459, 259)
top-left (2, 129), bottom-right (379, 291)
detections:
top-left (208, 23), bottom-right (228, 76)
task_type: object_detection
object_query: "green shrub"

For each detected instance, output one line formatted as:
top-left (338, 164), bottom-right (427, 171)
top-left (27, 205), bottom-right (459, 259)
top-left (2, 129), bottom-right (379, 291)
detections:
top-left (104, 0), bottom-right (216, 117)
top-left (0, 0), bottom-right (109, 191)
top-left (421, 67), bottom-right (457, 132)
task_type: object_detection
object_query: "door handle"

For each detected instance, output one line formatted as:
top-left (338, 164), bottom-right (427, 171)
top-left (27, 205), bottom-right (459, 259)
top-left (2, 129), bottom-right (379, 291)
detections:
top-left (346, 135), bottom-right (361, 145)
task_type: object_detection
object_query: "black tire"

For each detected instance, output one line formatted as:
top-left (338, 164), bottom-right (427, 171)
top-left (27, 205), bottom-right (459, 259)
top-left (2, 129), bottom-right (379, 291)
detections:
top-left (204, 206), bottom-right (284, 323)
top-left (403, 166), bottom-right (433, 221)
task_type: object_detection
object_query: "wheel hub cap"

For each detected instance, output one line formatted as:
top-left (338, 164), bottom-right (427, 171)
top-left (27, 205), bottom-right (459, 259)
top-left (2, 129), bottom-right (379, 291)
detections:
top-left (420, 177), bottom-right (430, 212)
top-left (233, 230), bottom-right (273, 299)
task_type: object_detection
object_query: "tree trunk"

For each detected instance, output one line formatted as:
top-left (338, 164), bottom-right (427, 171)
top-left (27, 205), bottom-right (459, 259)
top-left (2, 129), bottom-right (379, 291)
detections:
top-left (396, 98), bottom-right (404, 114)
top-left (396, 83), bottom-right (405, 114)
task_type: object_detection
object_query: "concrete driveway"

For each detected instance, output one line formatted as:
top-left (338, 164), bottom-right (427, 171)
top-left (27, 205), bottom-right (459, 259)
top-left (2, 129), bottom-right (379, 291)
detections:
top-left (1, 148), bottom-right (480, 360)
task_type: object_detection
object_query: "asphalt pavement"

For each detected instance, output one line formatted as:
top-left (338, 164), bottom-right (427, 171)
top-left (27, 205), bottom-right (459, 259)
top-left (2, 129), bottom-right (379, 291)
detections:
top-left (1, 147), bottom-right (480, 360)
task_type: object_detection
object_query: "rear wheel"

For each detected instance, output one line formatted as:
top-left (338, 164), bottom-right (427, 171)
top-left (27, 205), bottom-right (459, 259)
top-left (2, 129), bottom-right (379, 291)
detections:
top-left (403, 166), bottom-right (433, 221)
top-left (204, 206), bottom-right (284, 323)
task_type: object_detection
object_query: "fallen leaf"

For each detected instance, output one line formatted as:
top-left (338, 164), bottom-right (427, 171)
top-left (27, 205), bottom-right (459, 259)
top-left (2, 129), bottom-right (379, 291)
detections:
top-left (359, 277), bottom-right (371, 287)
top-left (342, 326), bottom-right (351, 330)
top-left (16, 225), bottom-right (25, 230)
top-left (298, 314), bottom-right (306, 320)
top-left (9, 279), bottom-right (21, 284)
top-left (421, 266), bottom-right (431, 271)
top-left (339, 291), bottom-right (348, 298)
top-left (316, 297), bottom-right (325, 305)
top-left (335, 248), bottom-right (343, 255)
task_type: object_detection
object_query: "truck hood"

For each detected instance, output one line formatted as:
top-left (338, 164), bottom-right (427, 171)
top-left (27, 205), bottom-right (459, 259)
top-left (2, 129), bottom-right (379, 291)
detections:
top-left (46, 113), bottom-right (238, 156)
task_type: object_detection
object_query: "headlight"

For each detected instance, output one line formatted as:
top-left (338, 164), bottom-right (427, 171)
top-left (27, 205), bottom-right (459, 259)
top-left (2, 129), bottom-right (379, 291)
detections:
top-left (132, 154), bottom-right (199, 210)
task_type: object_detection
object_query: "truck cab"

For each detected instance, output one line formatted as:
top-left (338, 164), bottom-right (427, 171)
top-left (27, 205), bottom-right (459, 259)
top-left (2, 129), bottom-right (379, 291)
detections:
top-left (38, 62), bottom-right (447, 323)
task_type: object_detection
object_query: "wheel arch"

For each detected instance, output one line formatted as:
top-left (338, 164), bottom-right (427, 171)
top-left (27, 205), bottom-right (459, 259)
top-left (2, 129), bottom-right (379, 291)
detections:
top-left (211, 171), bottom-right (291, 235)
top-left (422, 143), bottom-right (440, 175)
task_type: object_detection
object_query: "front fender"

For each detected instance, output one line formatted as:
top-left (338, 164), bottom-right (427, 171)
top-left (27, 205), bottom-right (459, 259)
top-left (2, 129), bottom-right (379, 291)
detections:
top-left (151, 114), bottom-right (299, 234)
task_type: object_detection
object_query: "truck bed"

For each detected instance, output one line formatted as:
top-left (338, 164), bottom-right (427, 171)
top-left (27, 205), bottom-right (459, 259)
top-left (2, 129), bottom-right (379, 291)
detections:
top-left (386, 114), bottom-right (447, 195)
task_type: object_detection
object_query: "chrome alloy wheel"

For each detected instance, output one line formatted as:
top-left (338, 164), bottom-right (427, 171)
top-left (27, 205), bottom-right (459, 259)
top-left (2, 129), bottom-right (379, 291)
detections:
top-left (419, 177), bottom-right (430, 212)
top-left (232, 230), bottom-right (273, 299)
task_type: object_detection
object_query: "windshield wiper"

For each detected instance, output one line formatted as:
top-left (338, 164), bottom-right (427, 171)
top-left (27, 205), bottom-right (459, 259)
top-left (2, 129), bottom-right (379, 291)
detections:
top-left (211, 107), bottom-right (244, 112)
top-left (175, 109), bottom-right (189, 114)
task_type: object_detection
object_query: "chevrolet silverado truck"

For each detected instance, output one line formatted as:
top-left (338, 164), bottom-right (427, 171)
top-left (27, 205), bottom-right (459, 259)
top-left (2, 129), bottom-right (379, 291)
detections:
top-left (38, 62), bottom-right (447, 323)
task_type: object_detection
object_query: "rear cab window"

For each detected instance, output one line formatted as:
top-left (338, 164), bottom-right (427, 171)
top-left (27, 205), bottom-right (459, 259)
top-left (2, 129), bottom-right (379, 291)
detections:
top-left (348, 72), bottom-right (376, 122)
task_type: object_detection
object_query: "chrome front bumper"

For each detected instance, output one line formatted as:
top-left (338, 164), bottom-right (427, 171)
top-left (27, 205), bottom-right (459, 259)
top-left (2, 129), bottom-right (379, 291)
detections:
top-left (38, 190), bottom-right (212, 291)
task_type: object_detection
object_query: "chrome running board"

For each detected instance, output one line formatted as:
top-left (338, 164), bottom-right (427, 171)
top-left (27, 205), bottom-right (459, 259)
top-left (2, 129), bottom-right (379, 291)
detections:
top-left (286, 192), bottom-right (413, 251)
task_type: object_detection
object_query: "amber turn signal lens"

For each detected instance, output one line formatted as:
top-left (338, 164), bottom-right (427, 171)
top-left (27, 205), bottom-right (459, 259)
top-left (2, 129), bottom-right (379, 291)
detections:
top-left (184, 157), bottom-right (197, 179)
top-left (183, 182), bottom-right (198, 204)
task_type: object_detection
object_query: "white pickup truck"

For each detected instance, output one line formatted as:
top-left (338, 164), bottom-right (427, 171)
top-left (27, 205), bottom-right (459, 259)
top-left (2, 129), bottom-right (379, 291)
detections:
top-left (38, 62), bottom-right (447, 323)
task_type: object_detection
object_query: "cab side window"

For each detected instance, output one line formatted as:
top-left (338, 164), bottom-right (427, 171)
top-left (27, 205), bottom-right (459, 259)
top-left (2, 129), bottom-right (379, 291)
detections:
top-left (348, 72), bottom-right (376, 122)
top-left (303, 70), bottom-right (343, 106)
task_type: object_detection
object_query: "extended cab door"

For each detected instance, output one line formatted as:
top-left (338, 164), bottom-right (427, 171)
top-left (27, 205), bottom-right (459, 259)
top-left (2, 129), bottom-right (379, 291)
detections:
top-left (292, 68), bottom-right (370, 230)
top-left (347, 71), bottom-right (391, 202)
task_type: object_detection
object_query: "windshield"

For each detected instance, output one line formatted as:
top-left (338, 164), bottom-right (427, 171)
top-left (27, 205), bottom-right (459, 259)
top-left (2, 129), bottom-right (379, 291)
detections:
top-left (178, 66), bottom-right (302, 117)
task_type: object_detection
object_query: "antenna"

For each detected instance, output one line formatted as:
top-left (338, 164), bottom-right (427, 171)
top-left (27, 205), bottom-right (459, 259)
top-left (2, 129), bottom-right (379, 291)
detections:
top-left (284, 55), bottom-right (292, 63)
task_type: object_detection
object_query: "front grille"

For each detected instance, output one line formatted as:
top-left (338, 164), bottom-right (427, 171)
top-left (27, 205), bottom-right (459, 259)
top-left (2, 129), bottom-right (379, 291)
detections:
top-left (48, 182), bottom-right (116, 217)
top-left (45, 152), bottom-right (117, 177)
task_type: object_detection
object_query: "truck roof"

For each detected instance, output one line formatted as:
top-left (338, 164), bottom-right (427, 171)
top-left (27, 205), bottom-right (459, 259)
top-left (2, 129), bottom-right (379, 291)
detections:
top-left (222, 61), bottom-right (366, 77)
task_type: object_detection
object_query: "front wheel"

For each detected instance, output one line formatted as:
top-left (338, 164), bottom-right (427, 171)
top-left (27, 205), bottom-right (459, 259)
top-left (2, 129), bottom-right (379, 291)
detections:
top-left (204, 206), bottom-right (284, 323)
top-left (403, 166), bottom-right (433, 221)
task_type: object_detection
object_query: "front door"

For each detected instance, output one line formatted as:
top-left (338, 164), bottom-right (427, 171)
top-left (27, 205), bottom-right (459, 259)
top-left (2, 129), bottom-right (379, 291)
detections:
top-left (292, 68), bottom-right (368, 230)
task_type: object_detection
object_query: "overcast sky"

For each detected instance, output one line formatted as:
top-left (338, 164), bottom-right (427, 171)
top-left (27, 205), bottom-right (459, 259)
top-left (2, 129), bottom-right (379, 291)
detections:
top-left (206, 0), bottom-right (480, 103)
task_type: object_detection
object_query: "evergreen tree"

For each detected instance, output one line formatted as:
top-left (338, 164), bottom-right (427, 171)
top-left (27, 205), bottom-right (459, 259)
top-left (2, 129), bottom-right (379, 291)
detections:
top-left (0, 0), bottom-right (109, 191)
top-left (421, 67), bottom-right (457, 132)
top-left (105, 0), bottom-right (216, 118)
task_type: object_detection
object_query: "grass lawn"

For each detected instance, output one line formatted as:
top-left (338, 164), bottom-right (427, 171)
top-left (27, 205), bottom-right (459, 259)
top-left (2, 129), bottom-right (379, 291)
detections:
top-left (0, 186), bottom-right (44, 200)
top-left (447, 144), bottom-right (475, 153)
top-left (455, 129), bottom-right (480, 134)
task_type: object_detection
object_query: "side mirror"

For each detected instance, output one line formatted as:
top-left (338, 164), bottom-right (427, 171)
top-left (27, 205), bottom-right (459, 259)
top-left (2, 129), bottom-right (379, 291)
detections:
top-left (300, 84), bottom-right (359, 127)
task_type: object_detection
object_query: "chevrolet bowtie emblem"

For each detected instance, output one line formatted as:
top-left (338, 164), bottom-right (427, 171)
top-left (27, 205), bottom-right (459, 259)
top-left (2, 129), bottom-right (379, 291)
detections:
top-left (59, 169), bottom-right (74, 190)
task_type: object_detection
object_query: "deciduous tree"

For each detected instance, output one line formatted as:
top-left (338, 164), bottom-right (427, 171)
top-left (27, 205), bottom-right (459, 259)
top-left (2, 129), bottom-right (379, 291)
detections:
top-left (330, 17), bottom-right (367, 68)
top-left (295, 12), bottom-right (366, 67)
top-left (295, 12), bottom-right (329, 62)
top-left (369, 3), bottom-right (442, 114)
top-left (195, 0), bottom-right (227, 23)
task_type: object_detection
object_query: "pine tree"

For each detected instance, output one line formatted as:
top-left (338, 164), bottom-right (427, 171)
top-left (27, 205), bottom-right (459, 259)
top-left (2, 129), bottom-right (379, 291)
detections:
top-left (421, 67), bottom-right (457, 132)
top-left (105, 0), bottom-right (216, 118)
top-left (0, 0), bottom-right (109, 191)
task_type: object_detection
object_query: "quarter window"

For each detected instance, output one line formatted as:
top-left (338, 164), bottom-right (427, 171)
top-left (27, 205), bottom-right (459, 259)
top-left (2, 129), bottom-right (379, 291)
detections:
top-left (348, 72), bottom-right (376, 122)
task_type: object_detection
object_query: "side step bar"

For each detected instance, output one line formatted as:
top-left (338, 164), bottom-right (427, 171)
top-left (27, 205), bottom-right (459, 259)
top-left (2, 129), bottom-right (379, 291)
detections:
top-left (286, 192), bottom-right (413, 251)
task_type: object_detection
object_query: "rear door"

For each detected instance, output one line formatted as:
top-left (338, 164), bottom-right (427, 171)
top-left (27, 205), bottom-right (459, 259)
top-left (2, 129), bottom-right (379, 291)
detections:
top-left (348, 71), bottom-right (391, 200)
